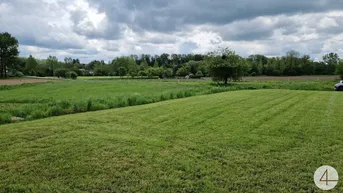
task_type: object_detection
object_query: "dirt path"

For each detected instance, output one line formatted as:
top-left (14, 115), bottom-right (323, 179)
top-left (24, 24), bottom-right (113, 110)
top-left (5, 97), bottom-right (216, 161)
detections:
top-left (0, 78), bottom-right (61, 85)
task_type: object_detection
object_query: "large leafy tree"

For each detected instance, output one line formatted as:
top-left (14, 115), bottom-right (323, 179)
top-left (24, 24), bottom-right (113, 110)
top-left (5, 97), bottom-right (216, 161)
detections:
top-left (336, 60), bottom-right (343, 79)
top-left (46, 55), bottom-right (59, 76)
top-left (25, 55), bottom-right (39, 76)
top-left (0, 32), bottom-right (19, 78)
top-left (207, 48), bottom-right (248, 85)
top-left (323, 53), bottom-right (339, 75)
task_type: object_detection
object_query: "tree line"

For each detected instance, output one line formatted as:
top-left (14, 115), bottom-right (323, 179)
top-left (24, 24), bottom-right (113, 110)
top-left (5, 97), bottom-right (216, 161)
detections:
top-left (1, 32), bottom-right (343, 83)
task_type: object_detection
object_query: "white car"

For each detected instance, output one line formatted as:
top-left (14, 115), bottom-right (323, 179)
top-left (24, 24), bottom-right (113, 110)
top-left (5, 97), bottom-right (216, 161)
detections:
top-left (334, 80), bottom-right (343, 91)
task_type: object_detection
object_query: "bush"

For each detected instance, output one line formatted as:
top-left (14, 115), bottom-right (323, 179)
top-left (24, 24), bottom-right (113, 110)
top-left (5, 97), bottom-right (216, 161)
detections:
top-left (196, 71), bottom-right (204, 77)
top-left (138, 71), bottom-right (147, 76)
top-left (65, 71), bottom-right (78, 79)
top-left (15, 71), bottom-right (24, 77)
top-left (251, 72), bottom-right (257, 76)
top-left (36, 71), bottom-right (46, 77)
top-left (47, 106), bottom-right (64, 116)
top-left (335, 61), bottom-right (343, 79)
top-left (29, 110), bottom-right (47, 120)
top-left (0, 113), bottom-right (12, 124)
top-left (54, 68), bottom-right (68, 78)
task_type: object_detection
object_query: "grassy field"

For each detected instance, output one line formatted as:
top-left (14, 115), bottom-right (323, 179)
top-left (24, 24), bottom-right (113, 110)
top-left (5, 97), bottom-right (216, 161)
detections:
top-left (0, 89), bottom-right (342, 192)
top-left (77, 76), bottom-right (160, 80)
top-left (243, 75), bottom-right (339, 81)
top-left (0, 79), bottom-right (338, 124)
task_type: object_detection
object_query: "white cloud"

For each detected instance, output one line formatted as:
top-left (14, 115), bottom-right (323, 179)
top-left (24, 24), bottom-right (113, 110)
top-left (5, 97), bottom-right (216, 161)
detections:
top-left (1, 0), bottom-right (343, 63)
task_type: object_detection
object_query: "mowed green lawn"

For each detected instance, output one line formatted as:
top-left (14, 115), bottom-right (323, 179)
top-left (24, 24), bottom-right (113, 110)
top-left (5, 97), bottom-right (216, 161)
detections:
top-left (1, 89), bottom-right (343, 192)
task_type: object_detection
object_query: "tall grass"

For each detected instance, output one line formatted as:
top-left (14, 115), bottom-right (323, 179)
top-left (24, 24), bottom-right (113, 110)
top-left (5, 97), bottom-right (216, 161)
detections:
top-left (0, 79), bottom-right (337, 124)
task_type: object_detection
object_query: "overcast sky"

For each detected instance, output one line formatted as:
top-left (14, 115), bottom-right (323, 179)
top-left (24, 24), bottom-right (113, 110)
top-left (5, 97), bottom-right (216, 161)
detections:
top-left (1, 0), bottom-right (343, 63)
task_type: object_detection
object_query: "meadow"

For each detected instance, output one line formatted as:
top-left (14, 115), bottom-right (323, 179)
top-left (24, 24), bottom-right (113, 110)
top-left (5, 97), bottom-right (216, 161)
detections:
top-left (0, 78), bottom-right (338, 124)
top-left (1, 89), bottom-right (343, 192)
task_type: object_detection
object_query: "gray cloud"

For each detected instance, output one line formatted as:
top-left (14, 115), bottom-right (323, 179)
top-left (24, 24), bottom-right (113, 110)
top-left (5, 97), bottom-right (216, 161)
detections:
top-left (89, 0), bottom-right (343, 33)
top-left (1, 0), bottom-right (343, 63)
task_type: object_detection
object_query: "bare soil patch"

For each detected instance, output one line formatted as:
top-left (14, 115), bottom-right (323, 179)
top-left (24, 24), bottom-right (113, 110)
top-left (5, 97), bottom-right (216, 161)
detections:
top-left (0, 78), bottom-right (61, 86)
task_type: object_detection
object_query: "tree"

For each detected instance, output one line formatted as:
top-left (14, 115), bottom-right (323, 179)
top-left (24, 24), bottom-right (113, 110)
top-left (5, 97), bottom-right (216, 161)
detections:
top-left (128, 63), bottom-right (139, 78)
top-left (118, 67), bottom-right (127, 77)
top-left (139, 60), bottom-right (149, 71)
top-left (336, 61), bottom-right (343, 79)
top-left (207, 48), bottom-right (247, 85)
top-left (176, 66), bottom-right (189, 76)
top-left (94, 61), bottom-right (109, 76)
top-left (185, 60), bottom-right (200, 74)
top-left (163, 68), bottom-right (173, 78)
top-left (323, 53), bottom-right (339, 75)
top-left (196, 71), bottom-right (204, 77)
top-left (54, 68), bottom-right (68, 78)
top-left (46, 56), bottom-right (59, 76)
top-left (153, 59), bottom-right (159, 68)
top-left (25, 55), bottom-right (39, 76)
top-left (0, 32), bottom-right (19, 78)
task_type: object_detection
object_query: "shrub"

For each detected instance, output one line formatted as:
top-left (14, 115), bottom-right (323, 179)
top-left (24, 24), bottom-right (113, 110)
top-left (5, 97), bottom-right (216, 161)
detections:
top-left (89, 102), bottom-right (106, 111)
top-left (56, 100), bottom-right (71, 109)
top-left (54, 68), bottom-right (68, 78)
top-left (196, 71), bottom-right (204, 77)
top-left (29, 110), bottom-right (47, 120)
top-left (47, 106), bottom-right (64, 116)
top-left (251, 72), bottom-right (257, 76)
top-left (335, 61), bottom-right (343, 79)
top-left (163, 69), bottom-right (173, 78)
top-left (87, 99), bottom-right (92, 111)
top-left (160, 94), bottom-right (168, 101)
top-left (138, 71), bottom-right (147, 76)
top-left (15, 71), bottom-right (24, 77)
top-left (66, 71), bottom-right (78, 79)
top-left (0, 113), bottom-right (12, 124)
top-left (176, 91), bottom-right (185, 98)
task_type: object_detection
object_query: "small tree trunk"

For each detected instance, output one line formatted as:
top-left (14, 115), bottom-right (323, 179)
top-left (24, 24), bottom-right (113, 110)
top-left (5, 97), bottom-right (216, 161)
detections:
top-left (4, 61), bottom-right (7, 78)
top-left (0, 60), bottom-right (2, 78)
top-left (224, 78), bottom-right (228, 86)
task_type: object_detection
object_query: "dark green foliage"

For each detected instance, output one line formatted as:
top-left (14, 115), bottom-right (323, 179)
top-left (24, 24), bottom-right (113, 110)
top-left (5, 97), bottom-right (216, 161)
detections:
top-left (0, 113), bottom-right (11, 124)
top-left (48, 106), bottom-right (64, 116)
top-left (176, 66), bottom-right (189, 77)
top-left (2, 32), bottom-right (343, 79)
top-left (24, 55), bottom-right (39, 76)
top-left (335, 61), bottom-right (343, 79)
top-left (146, 67), bottom-right (164, 78)
top-left (118, 67), bottom-right (127, 77)
top-left (87, 99), bottom-right (92, 111)
top-left (323, 53), bottom-right (339, 75)
top-left (138, 70), bottom-right (147, 76)
top-left (54, 68), bottom-right (69, 78)
top-left (66, 71), bottom-right (78, 79)
top-left (70, 72), bottom-right (77, 79)
top-left (207, 48), bottom-right (249, 85)
top-left (0, 32), bottom-right (19, 78)
top-left (163, 68), bottom-right (173, 78)
top-left (196, 71), bottom-right (204, 77)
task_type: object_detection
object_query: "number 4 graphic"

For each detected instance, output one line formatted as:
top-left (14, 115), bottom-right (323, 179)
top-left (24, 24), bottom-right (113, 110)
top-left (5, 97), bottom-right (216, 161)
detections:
top-left (320, 169), bottom-right (338, 185)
